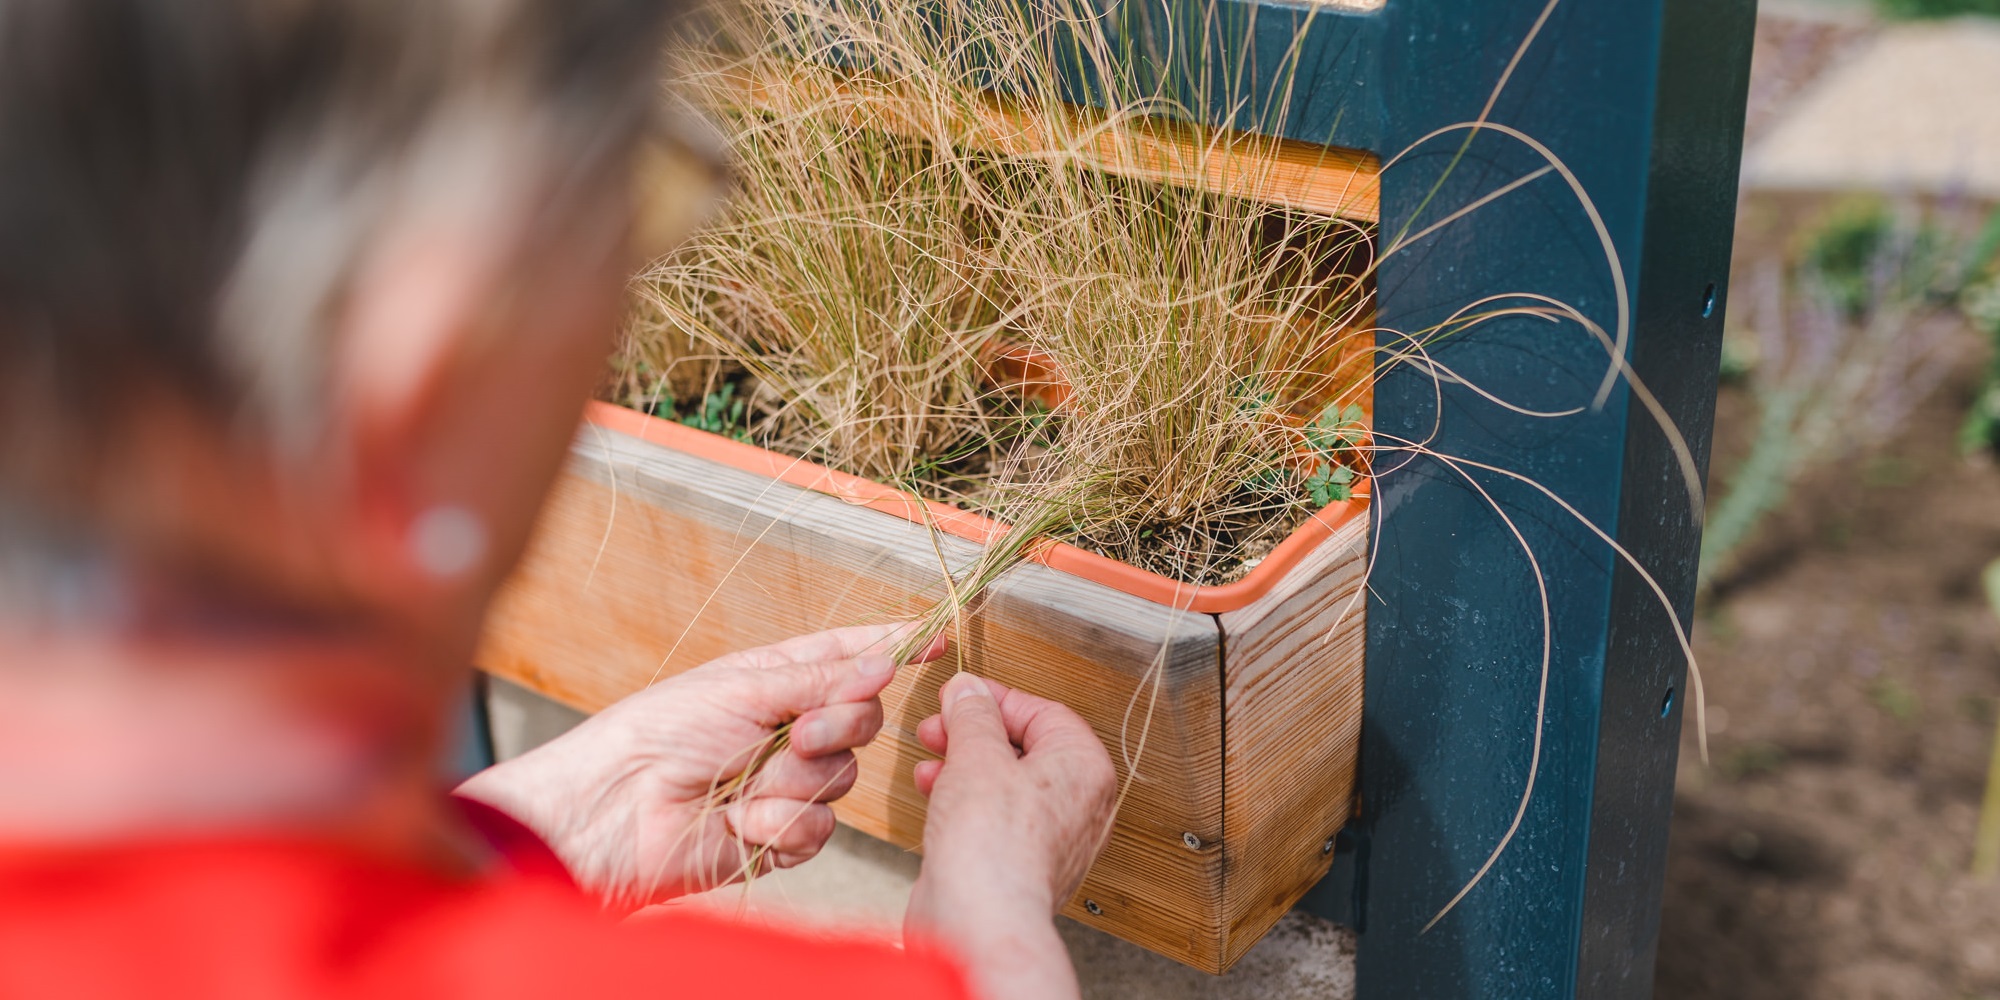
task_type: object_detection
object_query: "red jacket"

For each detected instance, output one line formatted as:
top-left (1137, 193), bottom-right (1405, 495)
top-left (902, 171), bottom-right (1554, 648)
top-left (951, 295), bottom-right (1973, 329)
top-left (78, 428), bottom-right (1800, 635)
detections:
top-left (0, 802), bottom-right (973, 999)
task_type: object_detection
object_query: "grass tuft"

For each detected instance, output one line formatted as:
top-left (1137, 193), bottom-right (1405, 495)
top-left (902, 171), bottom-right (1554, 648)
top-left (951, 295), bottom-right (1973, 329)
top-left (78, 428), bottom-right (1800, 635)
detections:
top-left (613, 0), bottom-right (1376, 588)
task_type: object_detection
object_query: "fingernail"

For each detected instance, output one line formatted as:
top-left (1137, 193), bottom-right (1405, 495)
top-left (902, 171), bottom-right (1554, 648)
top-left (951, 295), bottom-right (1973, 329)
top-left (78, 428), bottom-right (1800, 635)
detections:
top-left (855, 655), bottom-right (895, 677)
top-left (794, 718), bottom-right (831, 754)
top-left (944, 672), bottom-right (991, 704)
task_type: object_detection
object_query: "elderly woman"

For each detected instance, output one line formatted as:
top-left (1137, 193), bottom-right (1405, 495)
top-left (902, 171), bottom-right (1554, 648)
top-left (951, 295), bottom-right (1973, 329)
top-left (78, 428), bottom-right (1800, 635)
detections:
top-left (0, 1), bottom-right (1117, 998)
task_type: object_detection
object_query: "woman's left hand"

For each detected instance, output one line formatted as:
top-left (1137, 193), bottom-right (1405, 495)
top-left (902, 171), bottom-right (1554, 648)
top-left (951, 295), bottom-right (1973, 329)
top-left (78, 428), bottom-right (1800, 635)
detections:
top-left (456, 623), bottom-right (941, 913)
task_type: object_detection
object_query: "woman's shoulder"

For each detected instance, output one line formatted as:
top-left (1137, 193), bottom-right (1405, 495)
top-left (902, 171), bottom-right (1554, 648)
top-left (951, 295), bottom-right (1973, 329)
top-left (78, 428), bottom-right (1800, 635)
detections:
top-left (0, 837), bottom-right (975, 1000)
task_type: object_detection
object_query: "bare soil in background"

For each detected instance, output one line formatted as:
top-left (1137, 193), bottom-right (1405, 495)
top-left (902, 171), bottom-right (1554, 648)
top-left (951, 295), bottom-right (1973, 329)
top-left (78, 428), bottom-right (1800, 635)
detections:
top-left (1654, 10), bottom-right (2000, 995)
top-left (1656, 353), bottom-right (2000, 1000)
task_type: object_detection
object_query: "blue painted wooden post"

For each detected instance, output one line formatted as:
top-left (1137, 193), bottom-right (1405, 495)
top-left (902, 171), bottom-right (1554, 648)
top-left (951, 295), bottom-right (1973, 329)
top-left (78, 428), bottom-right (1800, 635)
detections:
top-left (1116, 3), bottom-right (1752, 993)
top-left (1322, 2), bottom-right (1752, 997)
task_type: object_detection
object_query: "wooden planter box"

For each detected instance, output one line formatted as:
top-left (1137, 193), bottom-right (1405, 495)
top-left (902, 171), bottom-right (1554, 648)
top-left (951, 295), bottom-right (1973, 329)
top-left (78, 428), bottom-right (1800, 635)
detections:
top-left (481, 52), bottom-right (1379, 965)
top-left (479, 401), bottom-right (1367, 971)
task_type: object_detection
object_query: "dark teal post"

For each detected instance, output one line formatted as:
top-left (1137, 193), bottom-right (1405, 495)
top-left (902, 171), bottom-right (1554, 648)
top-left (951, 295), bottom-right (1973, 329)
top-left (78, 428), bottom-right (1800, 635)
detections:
top-left (1344, 1), bottom-right (1754, 996)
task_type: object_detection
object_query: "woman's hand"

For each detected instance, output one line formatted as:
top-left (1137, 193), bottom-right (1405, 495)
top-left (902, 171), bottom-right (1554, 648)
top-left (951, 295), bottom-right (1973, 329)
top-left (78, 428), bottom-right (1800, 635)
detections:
top-left (905, 672), bottom-right (1117, 1000)
top-left (456, 624), bottom-right (943, 913)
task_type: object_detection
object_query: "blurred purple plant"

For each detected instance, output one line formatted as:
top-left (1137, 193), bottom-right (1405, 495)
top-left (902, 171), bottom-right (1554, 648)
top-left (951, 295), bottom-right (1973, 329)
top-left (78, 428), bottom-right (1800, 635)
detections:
top-left (1701, 197), bottom-right (1996, 590)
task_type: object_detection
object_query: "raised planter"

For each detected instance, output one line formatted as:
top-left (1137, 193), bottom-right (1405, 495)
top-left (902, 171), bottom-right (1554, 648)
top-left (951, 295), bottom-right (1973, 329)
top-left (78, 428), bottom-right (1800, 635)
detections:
top-left (478, 396), bottom-right (1367, 972)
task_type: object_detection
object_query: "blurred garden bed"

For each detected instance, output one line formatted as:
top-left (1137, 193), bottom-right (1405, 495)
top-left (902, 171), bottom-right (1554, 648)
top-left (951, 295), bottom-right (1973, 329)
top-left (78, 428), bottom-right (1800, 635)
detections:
top-left (1657, 186), bottom-right (2000, 999)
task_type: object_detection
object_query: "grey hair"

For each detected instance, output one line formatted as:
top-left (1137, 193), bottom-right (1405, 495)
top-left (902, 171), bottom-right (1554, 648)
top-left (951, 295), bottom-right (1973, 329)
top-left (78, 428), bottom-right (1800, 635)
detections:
top-left (0, 0), bottom-right (680, 547)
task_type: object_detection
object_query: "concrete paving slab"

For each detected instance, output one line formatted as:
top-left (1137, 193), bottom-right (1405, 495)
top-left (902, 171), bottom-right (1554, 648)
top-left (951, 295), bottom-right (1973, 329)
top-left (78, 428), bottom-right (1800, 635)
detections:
top-left (1742, 18), bottom-right (2000, 199)
top-left (1742, 3), bottom-right (1879, 144)
top-left (486, 676), bottom-right (1358, 998)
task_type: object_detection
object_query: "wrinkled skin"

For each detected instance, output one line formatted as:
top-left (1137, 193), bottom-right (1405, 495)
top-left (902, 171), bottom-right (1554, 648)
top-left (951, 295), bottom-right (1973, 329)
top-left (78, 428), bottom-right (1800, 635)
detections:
top-left (459, 625), bottom-right (944, 910)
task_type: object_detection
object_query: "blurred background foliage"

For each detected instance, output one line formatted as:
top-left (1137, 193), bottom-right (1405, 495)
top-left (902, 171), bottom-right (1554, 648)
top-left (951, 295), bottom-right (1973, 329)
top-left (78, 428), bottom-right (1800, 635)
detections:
top-left (1875, 0), bottom-right (2000, 19)
top-left (1701, 196), bottom-right (2000, 590)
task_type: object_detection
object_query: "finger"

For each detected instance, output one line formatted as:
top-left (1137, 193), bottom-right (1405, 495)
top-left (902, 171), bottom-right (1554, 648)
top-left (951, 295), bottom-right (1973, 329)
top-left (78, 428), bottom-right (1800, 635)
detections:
top-left (791, 700), bottom-right (885, 757)
top-left (753, 749), bottom-right (859, 803)
top-left (974, 677), bottom-right (1106, 761)
top-left (725, 798), bottom-right (837, 857)
top-left (737, 656), bottom-right (895, 727)
top-left (829, 657), bottom-right (900, 704)
top-left (913, 758), bottom-right (943, 797)
top-left (916, 713), bottom-right (947, 754)
top-left (992, 690), bottom-right (1114, 802)
top-left (938, 672), bottom-right (1016, 765)
top-left (726, 624), bottom-right (924, 670)
top-left (767, 849), bottom-right (819, 871)
top-left (905, 631), bottom-right (948, 664)
top-left (727, 624), bottom-right (902, 669)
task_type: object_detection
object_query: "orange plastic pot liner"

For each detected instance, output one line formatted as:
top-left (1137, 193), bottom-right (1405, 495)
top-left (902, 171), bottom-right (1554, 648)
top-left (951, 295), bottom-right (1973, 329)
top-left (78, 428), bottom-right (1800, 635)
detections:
top-left (585, 400), bottom-right (1368, 615)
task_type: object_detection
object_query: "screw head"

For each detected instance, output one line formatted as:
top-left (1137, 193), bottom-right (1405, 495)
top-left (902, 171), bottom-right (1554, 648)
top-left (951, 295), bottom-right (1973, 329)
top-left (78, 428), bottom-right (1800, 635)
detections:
top-left (1084, 899), bottom-right (1103, 916)
top-left (1181, 832), bottom-right (1202, 850)
top-left (1321, 837), bottom-right (1336, 855)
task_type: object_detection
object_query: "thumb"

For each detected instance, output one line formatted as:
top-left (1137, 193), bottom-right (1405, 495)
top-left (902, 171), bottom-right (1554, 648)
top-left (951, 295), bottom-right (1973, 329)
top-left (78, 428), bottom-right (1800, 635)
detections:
top-left (747, 655), bottom-right (896, 725)
top-left (939, 672), bottom-right (1013, 762)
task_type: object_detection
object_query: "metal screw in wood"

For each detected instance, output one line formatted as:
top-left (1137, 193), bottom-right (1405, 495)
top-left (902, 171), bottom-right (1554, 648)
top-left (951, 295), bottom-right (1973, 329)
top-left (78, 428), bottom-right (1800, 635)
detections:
top-left (1084, 899), bottom-right (1103, 916)
top-left (1182, 832), bottom-right (1202, 850)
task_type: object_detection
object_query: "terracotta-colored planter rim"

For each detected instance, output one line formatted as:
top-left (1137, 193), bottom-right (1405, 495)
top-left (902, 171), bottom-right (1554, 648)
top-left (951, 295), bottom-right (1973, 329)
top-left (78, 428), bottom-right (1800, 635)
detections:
top-left (584, 400), bottom-right (1369, 615)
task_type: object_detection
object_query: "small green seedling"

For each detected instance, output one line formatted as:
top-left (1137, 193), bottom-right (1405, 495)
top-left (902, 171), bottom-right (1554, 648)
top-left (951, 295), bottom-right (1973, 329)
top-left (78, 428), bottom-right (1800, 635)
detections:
top-left (628, 364), bottom-right (675, 420)
top-left (678, 384), bottom-right (752, 443)
top-left (1305, 402), bottom-right (1369, 457)
top-left (1238, 401), bottom-right (1365, 505)
top-left (1301, 402), bottom-right (1367, 506)
top-left (1305, 462), bottom-right (1357, 506)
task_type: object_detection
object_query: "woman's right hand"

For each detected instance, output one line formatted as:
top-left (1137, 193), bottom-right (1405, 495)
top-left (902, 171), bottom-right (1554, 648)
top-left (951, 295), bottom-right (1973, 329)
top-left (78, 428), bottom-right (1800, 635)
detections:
top-left (905, 672), bottom-right (1117, 1000)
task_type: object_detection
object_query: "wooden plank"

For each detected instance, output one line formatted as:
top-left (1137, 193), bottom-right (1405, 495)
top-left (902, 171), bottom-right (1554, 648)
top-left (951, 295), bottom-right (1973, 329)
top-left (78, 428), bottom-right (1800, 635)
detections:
top-left (478, 424), bottom-right (1233, 968)
top-left (1215, 513), bottom-right (1368, 966)
top-left (700, 63), bottom-right (1381, 223)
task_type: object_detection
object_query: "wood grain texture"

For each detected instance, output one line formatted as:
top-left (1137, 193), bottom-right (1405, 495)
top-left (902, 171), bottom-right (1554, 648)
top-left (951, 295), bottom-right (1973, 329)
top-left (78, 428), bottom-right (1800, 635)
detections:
top-left (1215, 513), bottom-right (1368, 967)
top-left (478, 425), bottom-right (1234, 967)
top-left (706, 63), bottom-right (1381, 224)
